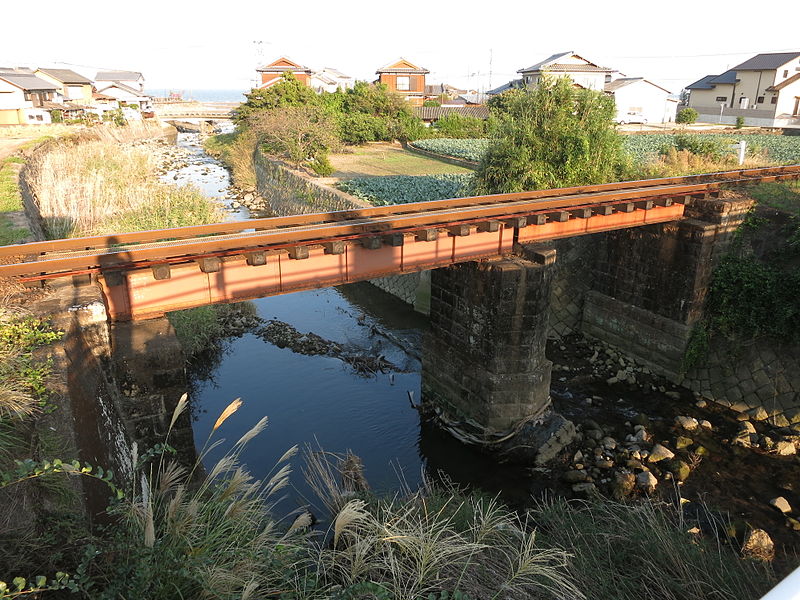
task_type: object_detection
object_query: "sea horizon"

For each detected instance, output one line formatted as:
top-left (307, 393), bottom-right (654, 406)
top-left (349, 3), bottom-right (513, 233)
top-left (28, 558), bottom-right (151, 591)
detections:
top-left (147, 88), bottom-right (249, 103)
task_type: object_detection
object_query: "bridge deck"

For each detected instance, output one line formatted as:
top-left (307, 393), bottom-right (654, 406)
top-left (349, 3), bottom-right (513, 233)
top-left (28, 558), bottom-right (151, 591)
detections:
top-left (1, 165), bottom-right (799, 320)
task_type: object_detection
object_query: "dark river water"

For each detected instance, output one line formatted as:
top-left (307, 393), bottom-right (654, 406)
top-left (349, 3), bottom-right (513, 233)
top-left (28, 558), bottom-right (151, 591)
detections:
top-left (164, 131), bottom-right (533, 515)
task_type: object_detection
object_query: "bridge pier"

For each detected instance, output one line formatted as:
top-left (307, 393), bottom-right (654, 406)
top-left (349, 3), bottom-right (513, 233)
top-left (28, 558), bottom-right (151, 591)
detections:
top-left (422, 250), bottom-right (575, 464)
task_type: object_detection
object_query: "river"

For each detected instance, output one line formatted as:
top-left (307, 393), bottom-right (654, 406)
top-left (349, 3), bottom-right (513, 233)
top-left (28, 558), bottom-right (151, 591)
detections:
top-left (163, 131), bottom-right (533, 515)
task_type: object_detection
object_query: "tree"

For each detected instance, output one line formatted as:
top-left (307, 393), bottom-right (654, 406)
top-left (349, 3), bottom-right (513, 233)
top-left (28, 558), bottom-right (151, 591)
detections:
top-left (248, 105), bottom-right (340, 174)
top-left (432, 112), bottom-right (486, 138)
top-left (235, 72), bottom-right (319, 122)
top-left (474, 77), bottom-right (628, 194)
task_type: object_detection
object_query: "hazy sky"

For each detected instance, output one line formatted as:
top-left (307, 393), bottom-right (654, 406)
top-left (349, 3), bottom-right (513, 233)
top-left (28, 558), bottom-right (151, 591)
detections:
top-left (2, 0), bottom-right (798, 94)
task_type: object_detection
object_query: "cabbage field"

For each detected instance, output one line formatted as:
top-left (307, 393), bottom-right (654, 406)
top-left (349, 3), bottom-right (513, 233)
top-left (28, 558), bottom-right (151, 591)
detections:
top-left (411, 135), bottom-right (800, 165)
top-left (337, 174), bottom-right (475, 206)
top-left (410, 139), bottom-right (492, 163)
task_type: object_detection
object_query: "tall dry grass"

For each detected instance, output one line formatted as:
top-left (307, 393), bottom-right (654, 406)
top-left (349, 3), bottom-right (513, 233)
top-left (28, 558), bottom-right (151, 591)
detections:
top-left (639, 147), bottom-right (770, 179)
top-left (25, 134), bottom-right (222, 238)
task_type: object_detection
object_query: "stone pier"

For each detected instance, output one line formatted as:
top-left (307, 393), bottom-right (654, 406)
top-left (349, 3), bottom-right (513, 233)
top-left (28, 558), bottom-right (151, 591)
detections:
top-left (422, 249), bottom-right (575, 464)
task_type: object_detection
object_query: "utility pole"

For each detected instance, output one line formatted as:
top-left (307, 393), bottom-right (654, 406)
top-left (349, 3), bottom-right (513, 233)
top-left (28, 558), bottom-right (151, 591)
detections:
top-left (488, 48), bottom-right (493, 91)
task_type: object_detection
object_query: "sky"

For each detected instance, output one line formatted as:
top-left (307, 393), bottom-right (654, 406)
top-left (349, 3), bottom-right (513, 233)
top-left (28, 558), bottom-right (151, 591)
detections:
top-left (2, 0), bottom-right (799, 95)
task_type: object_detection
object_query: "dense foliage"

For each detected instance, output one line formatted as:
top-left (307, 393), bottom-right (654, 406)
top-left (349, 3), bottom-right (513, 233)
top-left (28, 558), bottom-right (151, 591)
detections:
top-left (473, 77), bottom-right (629, 193)
top-left (337, 174), bottom-right (474, 206)
top-left (431, 113), bottom-right (488, 139)
top-left (704, 183), bottom-right (800, 343)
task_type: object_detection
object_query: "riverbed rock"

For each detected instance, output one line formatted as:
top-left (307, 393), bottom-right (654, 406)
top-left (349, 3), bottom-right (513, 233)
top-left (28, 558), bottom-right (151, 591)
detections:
top-left (595, 459), bottom-right (615, 469)
top-left (675, 436), bottom-right (693, 450)
top-left (769, 497), bottom-right (792, 515)
top-left (741, 529), bottom-right (775, 561)
top-left (787, 518), bottom-right (800, 531)
top-left (665, 390), bottom-right (681, 400)
top-left (666, 459), bottom-right (691, 482)
top-left (563, 470), bottom-right (589, 483)
top-left (601, 436), bottom-right (617, 450)
top-left (648, 444), bottom-right (675, 463)
top-left (611, 472), bottom-right (636, 500)
top-left (675, 416), bottom-right (699, 431)
top-left (636, 471), bottom-right (658, 492)
top-left (572, 483), bottom-right (597, 494)
top-left (699, 420), bottom-right (713, 430)
top-left (775, 441), bottom-right (796, 456)
top-left (740, 421), bottom-right (756, 434)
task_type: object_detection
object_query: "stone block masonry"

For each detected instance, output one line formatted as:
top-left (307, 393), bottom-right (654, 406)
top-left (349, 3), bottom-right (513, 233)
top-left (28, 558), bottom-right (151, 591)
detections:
top-left (423, 257), bottom-right (552, 432)
top-left (254, 149), bottom-right (371, 217)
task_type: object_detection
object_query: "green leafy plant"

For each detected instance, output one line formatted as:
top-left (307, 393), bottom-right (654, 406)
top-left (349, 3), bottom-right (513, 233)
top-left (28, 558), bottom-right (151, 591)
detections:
top-left (735, 116), bottom-right (745, 129)
top-left (338, 174), bottom-right (474, 206)
top-left (676, 108), bottom-right (698, 124)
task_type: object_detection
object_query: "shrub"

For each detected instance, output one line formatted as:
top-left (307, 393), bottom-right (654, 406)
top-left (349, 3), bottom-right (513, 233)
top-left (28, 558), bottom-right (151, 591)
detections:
top-left (735, 116), bottom-right (745, 129)
top-left (339, 112), bottom-right (389, 145)
top-left (474, 76), bottom-right (628, 193)
top-left (672, 134), bottom-right (727, 160)
top-left (432, 113), bottom-right (486, 139)
top-left (676, 108), bottom-right (698, 124)
top-left (310, 152), bottom-right (335, 176)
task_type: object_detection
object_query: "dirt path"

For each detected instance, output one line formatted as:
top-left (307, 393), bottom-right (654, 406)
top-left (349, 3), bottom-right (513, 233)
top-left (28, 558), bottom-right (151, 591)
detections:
top-left (0, 138), bottom-right (32, 161)
top-left (329, 142), bottom-right (472, 178)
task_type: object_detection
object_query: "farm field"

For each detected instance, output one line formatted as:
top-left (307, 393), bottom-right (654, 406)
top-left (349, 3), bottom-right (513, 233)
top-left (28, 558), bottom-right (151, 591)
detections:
top-left (328, 142), bottom-right (472, 178)
top-left (337, 173), bottom-right (474, 206)
top-left (412, 135), bottom-right (800, 165)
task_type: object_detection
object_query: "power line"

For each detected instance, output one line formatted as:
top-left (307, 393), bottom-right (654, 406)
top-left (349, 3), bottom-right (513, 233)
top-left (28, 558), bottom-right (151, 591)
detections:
top-left (608, 47), bottom-right (800, 59)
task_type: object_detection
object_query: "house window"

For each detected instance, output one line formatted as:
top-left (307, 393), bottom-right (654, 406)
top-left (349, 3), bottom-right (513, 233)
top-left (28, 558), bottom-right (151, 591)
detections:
top-left (396, 76), bottom-right (410, 91)
top-left (771, 96), bottom-right (778, 104)
top-left (715, 96), bottom-right (727, 102)
top-left (784, 70), bottom-right (789, 78)
top-left (757, 96), bottom-right (765, 104)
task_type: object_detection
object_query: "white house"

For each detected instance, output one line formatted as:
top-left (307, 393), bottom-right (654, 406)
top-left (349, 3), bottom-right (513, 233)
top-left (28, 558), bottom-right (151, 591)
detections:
top-left (606, 77), bottom-right (677, 123)
top-left (310, 67), bottom-right (354, 93)
top-left (0, 72), bottom-right (58, 125)
top-left (95, 70), bottom-right (145, 92)
top-left (686, 52), bottom-right (800, 127)
top-left (517, 51), bottom-right (614, 91)
top-left (96, 82), bottom-right (152, 110)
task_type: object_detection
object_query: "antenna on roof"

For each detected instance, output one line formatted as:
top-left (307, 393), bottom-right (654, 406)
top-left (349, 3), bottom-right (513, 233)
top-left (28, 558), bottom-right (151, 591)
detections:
top-left (489, 48), bottom-right (493, 91)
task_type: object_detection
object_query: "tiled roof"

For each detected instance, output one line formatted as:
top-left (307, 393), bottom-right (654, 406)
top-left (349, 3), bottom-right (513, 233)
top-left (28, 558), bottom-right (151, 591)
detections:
top-left (37, 68), bottom-right (92, 85)
top-left (519, 51), bottom-right (612, 74)
top-left (708, 70), bottom-right (738, 85)
top-left (0, 73), bottom-right (57, 91)
top-left (686, 75), bottom-right (718, 90)
top-left (487, 79), bottom-right (523, 95)
top-left (96, 70), bottom-right (143, 81)
top-left (376, 58), bottom-right (429, 74)
top-left (605, 77), bottom-right (672, 94)
top-left (732, 52), bottom-right (800, 71)
top-left (98, 82), bottom-right (148, 97)
top-left (257, 57), bottom-right (312, 73)
top-left (413, 105), bottom-right (490, 121)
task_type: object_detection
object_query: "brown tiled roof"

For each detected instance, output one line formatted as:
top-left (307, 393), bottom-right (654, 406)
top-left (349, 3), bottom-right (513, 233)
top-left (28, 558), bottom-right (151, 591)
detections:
top-left (37, 69), bottom-right (92, 85)
top-left (413, 105), bottom-right (490, 121)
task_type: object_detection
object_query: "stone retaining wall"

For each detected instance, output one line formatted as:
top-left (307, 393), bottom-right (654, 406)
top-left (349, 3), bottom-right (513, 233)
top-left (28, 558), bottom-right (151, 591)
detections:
top-left (253, 148), bottom-right (371, 216)
top-left (369, 271), bottom-right (431, 314)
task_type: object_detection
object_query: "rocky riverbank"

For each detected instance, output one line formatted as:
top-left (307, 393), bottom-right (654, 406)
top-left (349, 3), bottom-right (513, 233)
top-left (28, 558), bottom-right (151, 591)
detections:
top-left (546, 333), bottom-right (800, 564)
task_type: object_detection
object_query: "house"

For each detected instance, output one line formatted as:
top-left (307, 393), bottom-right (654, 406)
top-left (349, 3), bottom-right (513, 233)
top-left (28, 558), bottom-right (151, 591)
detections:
top-left (517, 51), bottom-right (614, 91)
top-left (487, 78), bottom-right (524, 96)
top-left (95, 70), bottom-right (145, 92)
top-left (96, 82), bottom-right (152, 110)
top-left (256, 57), bottom-right (313, 89)
top-left (685, 52), bottom-right (800, 127)
top-left (0, 72), bottom-right (59, 125)
top-left (310, 67), bottom-right (354, 93)
top-left (605, 77), bottom-right (677, 123)
top-left (424, 83), bottom-right (468, 102)
top-left (34, 68), bottom-right (94, 104)
top-left (375, 58), bottom-right (429, 105)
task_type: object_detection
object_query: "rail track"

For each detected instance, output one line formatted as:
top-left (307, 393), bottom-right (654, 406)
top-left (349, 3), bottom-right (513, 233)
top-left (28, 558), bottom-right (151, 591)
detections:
top-left (1, 164), bottom-right (798, 283)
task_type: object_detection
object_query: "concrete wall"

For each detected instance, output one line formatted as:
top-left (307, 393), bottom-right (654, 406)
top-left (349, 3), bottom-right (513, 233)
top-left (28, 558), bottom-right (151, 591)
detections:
top-left (369, 270), bottom-right (431, 314)
top-left (254, 148), bottom-right (371, 216)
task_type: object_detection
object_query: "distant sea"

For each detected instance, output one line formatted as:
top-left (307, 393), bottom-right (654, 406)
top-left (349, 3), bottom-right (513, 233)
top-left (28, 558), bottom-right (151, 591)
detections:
top-left (148, 89), bottom-right (248, 103)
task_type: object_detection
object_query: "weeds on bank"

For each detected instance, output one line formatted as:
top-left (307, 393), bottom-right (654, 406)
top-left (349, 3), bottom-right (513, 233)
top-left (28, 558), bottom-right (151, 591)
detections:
top-left (0, 159), bottom-right (28, 245)
top-left (203, 129), bottom-right (258, 190)
top-left (533, 497), bottom-right (776, 600)
top-left (24, 137), bottom-right (223, 239)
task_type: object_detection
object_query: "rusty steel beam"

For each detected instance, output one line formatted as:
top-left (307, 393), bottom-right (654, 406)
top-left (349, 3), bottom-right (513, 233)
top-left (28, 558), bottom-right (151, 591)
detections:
top-left (2, 164), bottom-right (798, 259)
top-left (100, 204), bottom-right (683, 321)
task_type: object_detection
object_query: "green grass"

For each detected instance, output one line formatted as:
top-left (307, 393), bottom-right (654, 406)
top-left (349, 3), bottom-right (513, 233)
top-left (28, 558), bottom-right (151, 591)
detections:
top-left (747, 181), bottom-right (800, 216)
top-left (0, 159), bottom-right (29, 245)
top-left (329, 145), bottom-right (472, 178)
